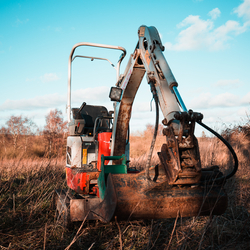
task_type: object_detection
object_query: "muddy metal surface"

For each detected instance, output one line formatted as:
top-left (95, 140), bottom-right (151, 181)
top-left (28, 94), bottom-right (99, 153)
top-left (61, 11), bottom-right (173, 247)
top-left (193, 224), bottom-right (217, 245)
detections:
top-left (63, 169), bottom-right (227, 223)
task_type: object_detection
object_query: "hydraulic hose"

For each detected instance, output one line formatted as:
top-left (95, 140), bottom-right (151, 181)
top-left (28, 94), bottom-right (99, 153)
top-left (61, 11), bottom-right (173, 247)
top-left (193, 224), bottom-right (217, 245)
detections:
top-left (197, 121), bottom-right (238, 181)
top-left (145, 82), bottom-right (159, 180)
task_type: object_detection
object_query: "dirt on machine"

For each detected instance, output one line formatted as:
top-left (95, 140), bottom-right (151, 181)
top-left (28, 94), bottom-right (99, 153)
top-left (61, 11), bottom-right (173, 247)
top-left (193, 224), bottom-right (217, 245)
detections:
top-left (54, 25), bottom-right (238, 227)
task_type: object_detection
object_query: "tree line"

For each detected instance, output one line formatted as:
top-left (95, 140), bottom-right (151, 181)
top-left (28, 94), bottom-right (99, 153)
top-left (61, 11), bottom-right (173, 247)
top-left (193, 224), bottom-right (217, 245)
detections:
top-left (0, 109), bottom-right (68, 158)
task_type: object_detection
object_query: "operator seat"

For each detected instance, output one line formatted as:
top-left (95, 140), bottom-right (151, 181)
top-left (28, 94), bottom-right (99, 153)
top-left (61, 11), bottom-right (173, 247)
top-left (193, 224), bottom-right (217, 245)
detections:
top-left (71, 105), bottom-right (110, 135)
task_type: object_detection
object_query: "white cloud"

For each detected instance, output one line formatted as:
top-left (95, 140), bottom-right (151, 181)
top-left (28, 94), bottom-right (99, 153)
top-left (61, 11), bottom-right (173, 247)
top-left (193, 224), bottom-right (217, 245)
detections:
top-left (0, 93), bottom-right (66, 111)
top-left (188, 91), bottom-right (250, 110)
top-left (234, 0), bottom-right (250, 21)
top-left (237, 106), bottom-right (250, 116)
top-left (72, 86), bottom-right (109, 103)
top-left (208, 8), bottom-right (221, 20)
top-left (209, 92), bottom-right (239, 107)
top-left (202, 108), bottom-right (236, 124)
top-left (213, 79), bottom-right (241, 88)
top-left (188, 92), bottom-right (212, 109)
top-left (165, 3), bottom-right (250, 51)
top-left (0, 86), bottom-right (110, 112)
top-left (214, 19), bottom-right (248, 38)
top-left (241, 91), bottom-right (250, 104)
top-left (40, 73), bottom-right (60, 82)
top-left (132, 102), bottom-right (152, 113)
top-left (165, 15), bottom-right (214, 51)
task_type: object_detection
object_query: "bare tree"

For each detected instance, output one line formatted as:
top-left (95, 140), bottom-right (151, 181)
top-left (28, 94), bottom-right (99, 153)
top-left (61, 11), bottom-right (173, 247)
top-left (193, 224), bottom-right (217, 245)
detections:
top-left (0, 126), bottom-right (9, 154)
top-left (6, 115), bottom-right (36, 152)
top-left (43, 109), bottom-right (68, 157)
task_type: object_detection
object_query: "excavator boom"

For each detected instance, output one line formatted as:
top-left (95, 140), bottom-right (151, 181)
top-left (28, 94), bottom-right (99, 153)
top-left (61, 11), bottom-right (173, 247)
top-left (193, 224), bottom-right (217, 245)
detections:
top-left (111, 26), bottom-right (203, 185)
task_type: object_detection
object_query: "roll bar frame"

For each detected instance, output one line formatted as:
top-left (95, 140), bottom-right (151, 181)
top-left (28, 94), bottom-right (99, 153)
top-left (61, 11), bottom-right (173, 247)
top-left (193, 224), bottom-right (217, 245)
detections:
top-left (67, 42), bottom-right (126, 123)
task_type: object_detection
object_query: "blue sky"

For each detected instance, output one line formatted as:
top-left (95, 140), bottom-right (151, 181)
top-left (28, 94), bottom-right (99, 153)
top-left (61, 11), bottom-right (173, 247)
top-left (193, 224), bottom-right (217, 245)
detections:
top-left (1, 0), bottom-right (250, 136)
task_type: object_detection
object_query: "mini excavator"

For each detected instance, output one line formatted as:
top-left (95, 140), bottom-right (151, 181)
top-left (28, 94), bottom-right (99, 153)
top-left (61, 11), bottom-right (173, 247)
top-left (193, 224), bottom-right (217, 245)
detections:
top-left (55, 26), bottom-right (238, 226)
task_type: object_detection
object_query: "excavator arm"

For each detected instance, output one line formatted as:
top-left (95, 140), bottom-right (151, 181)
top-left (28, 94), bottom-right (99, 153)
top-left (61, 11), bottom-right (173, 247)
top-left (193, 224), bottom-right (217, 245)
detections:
top-left (111, 25), bottom-right (203, 185)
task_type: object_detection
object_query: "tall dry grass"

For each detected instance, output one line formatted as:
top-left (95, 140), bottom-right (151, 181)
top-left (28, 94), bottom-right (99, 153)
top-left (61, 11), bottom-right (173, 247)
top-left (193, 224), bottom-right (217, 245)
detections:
top-left (0, 132), bottom-right (67, 159)
top-left (129, 125), bottom-right (165, 170)
top-left (0, 125), bottom-right (249, 249)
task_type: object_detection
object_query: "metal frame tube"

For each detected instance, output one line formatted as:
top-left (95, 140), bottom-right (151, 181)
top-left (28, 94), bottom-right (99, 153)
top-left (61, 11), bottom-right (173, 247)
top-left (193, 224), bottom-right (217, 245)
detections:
top-left (67, 42), bottom-right (126, 123)
top-left (172, 86), bottom-right (187, 112)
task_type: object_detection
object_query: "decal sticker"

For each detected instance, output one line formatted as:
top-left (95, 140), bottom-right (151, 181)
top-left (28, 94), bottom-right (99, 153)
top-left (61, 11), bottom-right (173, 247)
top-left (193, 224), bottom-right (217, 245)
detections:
top-left (82, 149), bottom-right (87, 164)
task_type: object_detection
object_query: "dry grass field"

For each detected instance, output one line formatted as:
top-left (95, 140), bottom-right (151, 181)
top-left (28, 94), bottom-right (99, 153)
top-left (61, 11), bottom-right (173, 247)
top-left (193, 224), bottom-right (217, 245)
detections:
top-left (0, 125), bottom-right (250, 249)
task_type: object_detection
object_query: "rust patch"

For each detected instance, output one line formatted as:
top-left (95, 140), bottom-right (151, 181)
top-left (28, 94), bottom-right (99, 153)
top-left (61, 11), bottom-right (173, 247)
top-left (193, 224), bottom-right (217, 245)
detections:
top-left (145, 50), bottom-right (151, 65)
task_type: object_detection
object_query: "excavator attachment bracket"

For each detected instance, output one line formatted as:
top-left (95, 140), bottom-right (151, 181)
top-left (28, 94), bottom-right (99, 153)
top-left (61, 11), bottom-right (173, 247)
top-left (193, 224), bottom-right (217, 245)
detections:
top-left (98, 154), bottom-right (127, 200)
